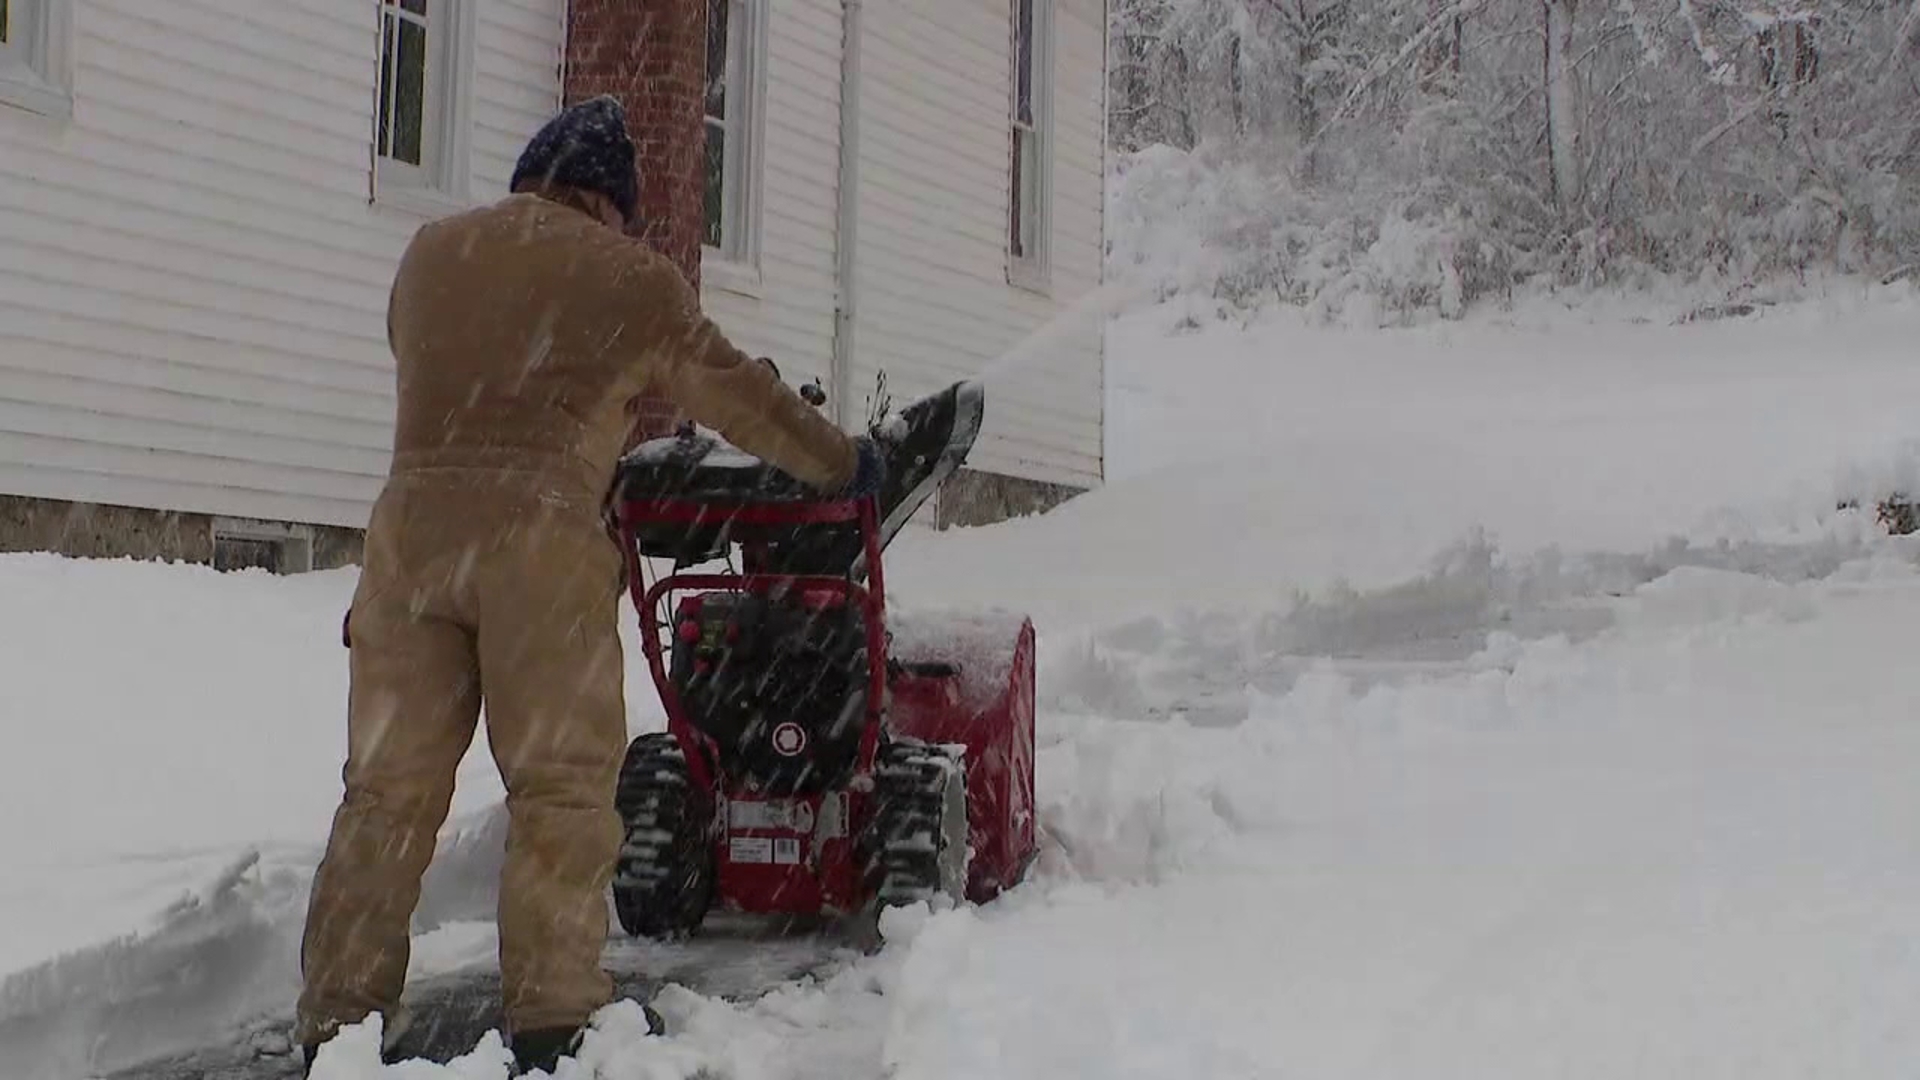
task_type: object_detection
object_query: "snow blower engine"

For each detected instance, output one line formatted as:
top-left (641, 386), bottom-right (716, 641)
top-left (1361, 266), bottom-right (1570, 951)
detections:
top-left (604, 379), bottom-right (1037, 938)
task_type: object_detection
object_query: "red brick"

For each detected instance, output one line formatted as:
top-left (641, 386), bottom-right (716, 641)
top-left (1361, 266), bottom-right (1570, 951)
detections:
top-left (564, 0), bottom-right (707, 443)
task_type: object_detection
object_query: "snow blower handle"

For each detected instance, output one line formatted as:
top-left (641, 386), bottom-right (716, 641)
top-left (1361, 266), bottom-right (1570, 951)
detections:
top-left (757, 355), bottom-right (828, 409)
top-left (799, 380), bottom-right (828, 407)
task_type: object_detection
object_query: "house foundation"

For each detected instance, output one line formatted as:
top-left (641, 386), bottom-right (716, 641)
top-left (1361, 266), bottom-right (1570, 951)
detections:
top-left (0, 469), bottom-right (1081, 573)
top-left (935, 469), bottom-right (1084, 529)
top-left (0, 495), bottom-right (362, 572)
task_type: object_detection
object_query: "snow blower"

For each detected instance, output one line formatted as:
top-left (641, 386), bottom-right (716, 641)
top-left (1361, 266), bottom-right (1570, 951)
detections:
top-left (604, 378), bottom-right (1037, 939)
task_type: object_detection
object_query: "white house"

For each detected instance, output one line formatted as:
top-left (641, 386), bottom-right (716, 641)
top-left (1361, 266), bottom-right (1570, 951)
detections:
top-left (0, 0), bottom-right (1107, 570)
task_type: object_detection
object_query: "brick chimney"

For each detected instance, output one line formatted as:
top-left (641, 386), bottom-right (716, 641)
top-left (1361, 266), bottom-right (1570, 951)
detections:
top-left (564, 0), bottom-right (707, 443)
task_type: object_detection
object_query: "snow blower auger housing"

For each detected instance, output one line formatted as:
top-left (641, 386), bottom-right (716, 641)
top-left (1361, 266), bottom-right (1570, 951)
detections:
top-left (605, 379), bottom-right (1037, 940)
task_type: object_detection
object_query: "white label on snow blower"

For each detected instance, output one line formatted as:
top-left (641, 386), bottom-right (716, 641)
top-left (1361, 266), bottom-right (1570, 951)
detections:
top-left (729, 837), bottom-right (773, 864)
top-left (774, 838), bottom-right (802, 865)
top-left (729, 799), bottom-right (815, 833)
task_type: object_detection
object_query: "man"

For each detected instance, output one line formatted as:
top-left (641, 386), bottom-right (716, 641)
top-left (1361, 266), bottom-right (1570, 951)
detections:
top-left (294, 96), bottom-right (881, 1074)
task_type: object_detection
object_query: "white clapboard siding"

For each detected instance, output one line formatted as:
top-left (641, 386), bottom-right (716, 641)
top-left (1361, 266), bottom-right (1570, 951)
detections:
top-left (0, 0), bottom-right (564, 529)
top-left (698, 0), bottom-right (845, 391)
top-left (851, 0), bottom-right (1105, 489)
top-left (0, 0), bottom-right (1103, 536)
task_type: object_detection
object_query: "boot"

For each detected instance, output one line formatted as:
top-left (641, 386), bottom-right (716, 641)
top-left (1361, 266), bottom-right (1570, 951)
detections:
top-left (511, 1005), bottom-right (663, 1075)
top-left (510, 1026), bottom-right (584, 1075)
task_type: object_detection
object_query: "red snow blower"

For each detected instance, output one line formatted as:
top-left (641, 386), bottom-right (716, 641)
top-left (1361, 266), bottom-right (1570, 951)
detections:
top-left (604, 379), bottom-right (1037, 939)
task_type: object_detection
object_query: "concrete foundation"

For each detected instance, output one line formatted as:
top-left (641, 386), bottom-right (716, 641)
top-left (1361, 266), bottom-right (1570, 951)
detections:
top-left (0, 468), bottom-right (1077, 574)
top-left (0, 495), bottom-right (362, 572)
top-left (934, 468), bottom-right (1085, 529)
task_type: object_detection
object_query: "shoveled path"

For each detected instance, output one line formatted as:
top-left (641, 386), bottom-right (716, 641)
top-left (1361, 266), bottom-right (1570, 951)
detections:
top-left (100, 914), bottom-right (859, 1079)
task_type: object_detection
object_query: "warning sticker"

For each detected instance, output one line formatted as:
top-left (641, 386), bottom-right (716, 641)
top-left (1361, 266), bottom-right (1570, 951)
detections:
top-left (774, 837), bottom-right (802, 865)
top-left (729, 837), bottom-right (773, 864)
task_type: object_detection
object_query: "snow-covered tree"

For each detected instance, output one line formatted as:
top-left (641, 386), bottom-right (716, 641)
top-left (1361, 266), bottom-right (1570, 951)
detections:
top-left (1107, 0), bottom-right (1920, 320)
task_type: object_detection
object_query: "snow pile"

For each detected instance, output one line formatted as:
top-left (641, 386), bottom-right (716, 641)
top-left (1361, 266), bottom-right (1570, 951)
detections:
top-left (0, 551), bottom-right (669, 1078)
top-left (0, 800), bottom-right (544, 1079)
top-left (0, 850), bottom-right (306, 1078)
top-left (1042, 522), bottom-right (1906, 728)
top-left (0, 555), bottom-right (356, 976)
top-left (885, 609), bottom-right (1030, 713)
top-left (891, 282), bottom-right (1920, 632)
top-left (865, 554), bottom-right (1920, 1080)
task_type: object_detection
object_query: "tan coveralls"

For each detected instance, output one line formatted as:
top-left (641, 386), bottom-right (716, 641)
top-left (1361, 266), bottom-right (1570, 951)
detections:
top-left (293, 190), bottom-right (856, 1047)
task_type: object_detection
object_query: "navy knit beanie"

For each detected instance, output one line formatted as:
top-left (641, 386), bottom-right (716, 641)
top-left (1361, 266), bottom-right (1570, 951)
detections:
top-left (510, 95), bottom-right (639, 224)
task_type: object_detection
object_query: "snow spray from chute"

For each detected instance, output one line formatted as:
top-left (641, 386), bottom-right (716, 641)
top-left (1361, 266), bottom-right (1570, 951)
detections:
top-left (967, 279), bottom-right (1154, 389)
top-left (851, 277), bottom-right (1147, 442)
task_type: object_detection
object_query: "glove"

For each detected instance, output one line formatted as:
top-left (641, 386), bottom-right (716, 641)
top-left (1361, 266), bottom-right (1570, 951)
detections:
top-left (839, 436), bottom-right (885, 500)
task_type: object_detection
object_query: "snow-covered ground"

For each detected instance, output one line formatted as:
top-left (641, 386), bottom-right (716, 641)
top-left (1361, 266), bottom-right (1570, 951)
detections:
top-left (8, 280), bottom-right (1920, 1079)
top-left (894, 278), bottom-right (1920, 628)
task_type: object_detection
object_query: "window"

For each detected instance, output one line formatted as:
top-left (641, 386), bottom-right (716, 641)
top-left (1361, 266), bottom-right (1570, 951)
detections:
top-left (212, 518), bottom-right (315, 576)
top-left (1009, 0), bottom-right (1053, 288)
top-left (703, 0), bottom-right (766, 282)
top-left (0, 0), bottom-right (72, 120)
top-left (374, 0), bottom-right (474, 210)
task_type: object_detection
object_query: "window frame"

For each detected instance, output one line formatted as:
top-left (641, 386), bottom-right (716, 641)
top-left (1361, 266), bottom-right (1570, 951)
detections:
top-left (701, 0), bottom-right (768, 296)
top-left (371, 0), bottom-right (476, 216)
top-left (1008, 0), bottom-right (1054, 292)
top-left (0, 0), bottom-right (73, 122)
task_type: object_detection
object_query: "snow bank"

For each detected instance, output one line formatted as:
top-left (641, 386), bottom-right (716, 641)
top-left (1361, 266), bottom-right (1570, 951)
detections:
top-left (0, 551), bottom-right (670, 1077)
top-left (889, 282), bottom-right (1920, 632)
top-left (842, 553), bottom-right (1920, 1080)
top-left (0, 801), bottom-right (535, 1078)
top-left (0, 555), bottom-right (356, 976)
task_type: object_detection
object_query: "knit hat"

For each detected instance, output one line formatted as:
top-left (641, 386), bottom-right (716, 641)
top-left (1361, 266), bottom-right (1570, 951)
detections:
top-left (510, 95), bottom-right (639, 224)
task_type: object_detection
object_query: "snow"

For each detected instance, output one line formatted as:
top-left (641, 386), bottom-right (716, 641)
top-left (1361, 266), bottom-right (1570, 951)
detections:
top-left (889, 278), bottom-right (1920, 630)
top-left (885, 609), bottom-right (1030, 711)
top-left (8, 283), bottom-right (1920, 1078)
top-left (0, 554), bottom-right (669, 975)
